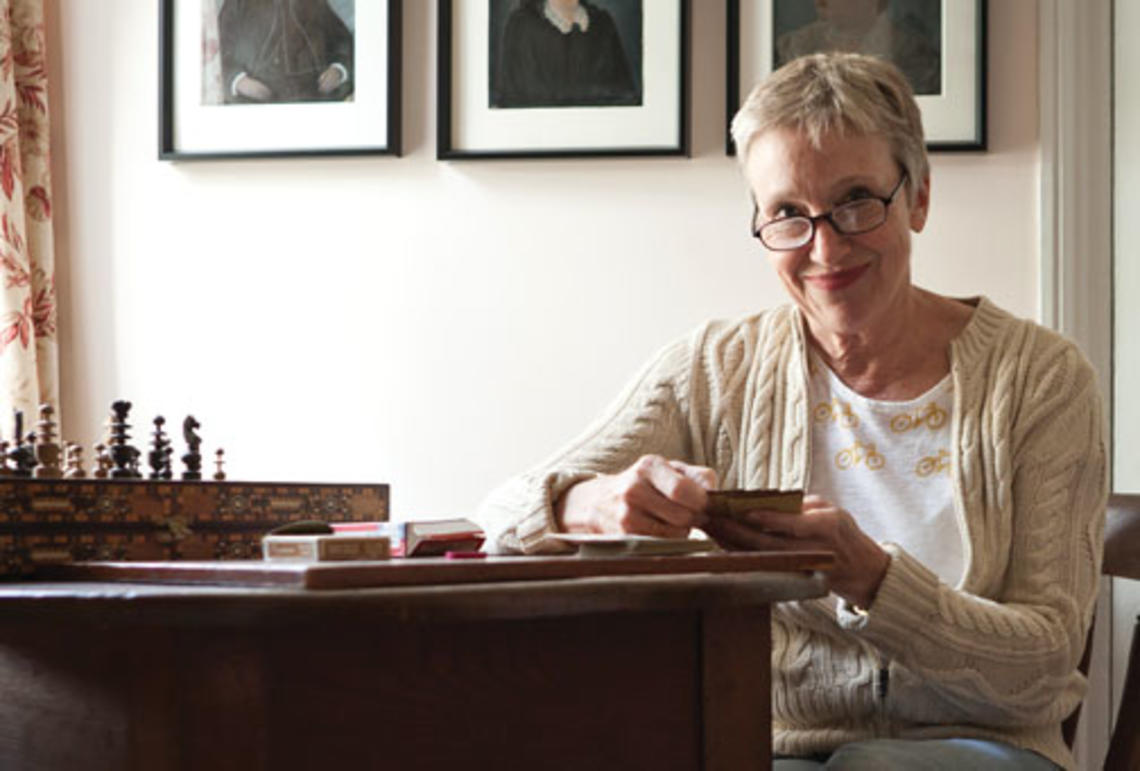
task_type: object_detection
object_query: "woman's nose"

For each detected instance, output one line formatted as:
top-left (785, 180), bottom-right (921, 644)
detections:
top-left (810, 219), bottom-right (848, 265)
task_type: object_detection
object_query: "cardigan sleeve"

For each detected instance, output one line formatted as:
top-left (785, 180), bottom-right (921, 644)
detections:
top-left (475, 333), bottom-right (699, 554)
top-left (837, 331), bottom-right (1108, 728)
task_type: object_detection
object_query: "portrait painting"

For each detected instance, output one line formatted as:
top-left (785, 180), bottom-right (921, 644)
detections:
top-left (488, 0), bottom-right (644, 109)
top-left (200, 0), bottom-right (357, 106)
top-left (772, 0), bottom-right (941, 95)
top-left (162, 0), bottom-right (399, 159)
top-left (439, 0), bottom-right (686, 159)
top-left (727, 0), bottom-right (983, 152)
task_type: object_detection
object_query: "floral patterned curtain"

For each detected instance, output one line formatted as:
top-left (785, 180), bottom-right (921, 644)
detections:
top-left (0, 0), bottom-right (55, 437)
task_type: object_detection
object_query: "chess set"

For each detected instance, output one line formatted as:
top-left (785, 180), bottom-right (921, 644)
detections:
top-left (0, 401), bottom-right (389, 577)
top-left (2, 400), bottom-right (223, 481)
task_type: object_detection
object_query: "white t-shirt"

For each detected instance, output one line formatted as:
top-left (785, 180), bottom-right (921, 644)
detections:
top-left (807, 353), bottom-right (964, 586)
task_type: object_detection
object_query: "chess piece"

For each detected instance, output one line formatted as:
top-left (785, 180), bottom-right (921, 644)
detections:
top-left (64, 442), bottom-right (87, 479)
top-left (7, 411), bottom-right (30, 476)
top-left (108, 400), bottom-right (141, 479)
top-left (7, 409), bottom-right (37, 477)
top-left (181, 415), bottom-right (202, 481)
top-left (14, 431), bottom-right (37, 477)
top-left (213, 448), bottom-right (226, 481)
top-left (93, 443), bottom-right (111, 479)
top-left (0, 440), bottom-right (10, 476)
top-left (34, 403), bottom-right (62, 478)
top-left (149, 416), bottom-right (173, 480)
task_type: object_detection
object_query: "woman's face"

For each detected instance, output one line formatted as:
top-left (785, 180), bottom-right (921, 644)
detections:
top-left (744, 127), bottom-right (929, 338)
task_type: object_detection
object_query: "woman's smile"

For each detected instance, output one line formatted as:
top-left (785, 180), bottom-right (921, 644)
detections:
top-left (801, 263), bottom-right (871, 292)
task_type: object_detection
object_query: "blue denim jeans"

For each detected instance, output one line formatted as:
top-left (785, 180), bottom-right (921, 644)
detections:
top-left (774, 738), bottom-right (1061, 770)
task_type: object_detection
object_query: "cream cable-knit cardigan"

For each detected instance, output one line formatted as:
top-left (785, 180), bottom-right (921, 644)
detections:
top-left (476, 298), bottom-right (1107, 770)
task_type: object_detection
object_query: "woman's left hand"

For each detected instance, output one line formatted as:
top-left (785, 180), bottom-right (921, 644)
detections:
top-left (701, 494), bottom-right (890, 609)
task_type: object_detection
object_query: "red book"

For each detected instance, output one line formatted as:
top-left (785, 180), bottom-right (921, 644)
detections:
top-left (330, 518), bottom-right (484, 558)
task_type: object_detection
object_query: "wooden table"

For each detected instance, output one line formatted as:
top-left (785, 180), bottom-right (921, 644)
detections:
top-left (0, 554), bottom-right (829, 771)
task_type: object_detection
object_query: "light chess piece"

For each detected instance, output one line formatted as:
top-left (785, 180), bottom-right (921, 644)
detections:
top-left (213, 448), bottom-right (226, 481)
top-left (93, 443), bottom-right (111, 479)
top-left (34, 403), bottom-right (62, 478)
top-left (64, 442), bottom-right (86, 479)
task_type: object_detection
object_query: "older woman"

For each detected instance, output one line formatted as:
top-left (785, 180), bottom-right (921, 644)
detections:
top-left (476, 53), bottom-right (1105, 771)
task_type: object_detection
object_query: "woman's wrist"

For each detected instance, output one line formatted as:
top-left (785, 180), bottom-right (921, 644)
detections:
top-left (554, 477), bottom-right (600, 533)
top-left (849, 548), bottom-right (892, 610)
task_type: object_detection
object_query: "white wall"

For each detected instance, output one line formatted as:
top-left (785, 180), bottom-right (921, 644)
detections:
top-left (46, 0), bottom-right (1040, 519)
top-left (1116, 0), bottom-right (1140, 494)
top-left (1113, 0), bottom-right (1140, 734)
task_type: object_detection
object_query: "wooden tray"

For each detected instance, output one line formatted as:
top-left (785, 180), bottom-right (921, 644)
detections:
top-left (37, 551), bottom-right (835, 590)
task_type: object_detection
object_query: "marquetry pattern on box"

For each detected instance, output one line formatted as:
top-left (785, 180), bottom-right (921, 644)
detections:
top-left (0, 480), bottom-right (389, 577)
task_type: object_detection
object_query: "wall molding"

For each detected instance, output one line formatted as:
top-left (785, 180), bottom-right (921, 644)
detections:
top-left (1038, 0), bottom-right (1114, 766)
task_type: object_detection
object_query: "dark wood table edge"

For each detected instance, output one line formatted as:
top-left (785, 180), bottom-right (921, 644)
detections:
top-left (27, 550), bottom-right (836, 589)
top-left (0, 571), bottom-right (830, 626)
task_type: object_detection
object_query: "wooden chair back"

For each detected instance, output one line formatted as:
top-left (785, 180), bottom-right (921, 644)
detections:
top-left (1101, 494), bottom-right (1140, 771)
top-left (1061, 494), bottom-right (1140, 767)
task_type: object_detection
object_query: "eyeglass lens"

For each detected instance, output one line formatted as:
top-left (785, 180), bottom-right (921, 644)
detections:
top-left (755, 173), bottom-right (908, 251)
top-left (760, 198), bottom-right (886, 250)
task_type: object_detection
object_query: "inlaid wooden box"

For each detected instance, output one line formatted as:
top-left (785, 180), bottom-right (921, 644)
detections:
top-left (0, 479), bottom-right (389, 577)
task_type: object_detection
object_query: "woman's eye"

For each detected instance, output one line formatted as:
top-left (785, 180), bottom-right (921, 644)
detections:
top-left (840, 187), bottom-right (874, 203)
top-left (774, 205), bottom-right (802, 218)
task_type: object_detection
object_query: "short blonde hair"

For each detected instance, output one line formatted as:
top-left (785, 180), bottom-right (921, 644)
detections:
top-left (731, 53), bottom-right (928, 202)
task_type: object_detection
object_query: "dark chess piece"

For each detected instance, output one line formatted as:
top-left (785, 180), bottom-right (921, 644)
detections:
top-left (108, 400), bottom-right (141, 479)
top-left (213, 448), bottom-right (226, 481)
top-left (148, 416), bottom-right (172, 480)
top-left (13, 431), bottom-right (37, 477)
top-left (7, 411), bottom-right (23, 476)
top-left (181, 415), bottom-right (202, 481)
top-left (7, 411), bottom-right (36, 477)
top-left (0, 440), bottom-right (11, 476)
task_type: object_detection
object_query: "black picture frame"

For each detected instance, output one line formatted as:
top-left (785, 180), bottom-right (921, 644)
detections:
top-left (438, 0), bottom-right (690, 160)
top-left (726, 0), bottom-right (986, 155)
top-left (160, 0), bottom-right (402, 160)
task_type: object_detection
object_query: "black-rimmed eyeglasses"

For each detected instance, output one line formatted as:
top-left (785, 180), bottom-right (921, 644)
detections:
top-left (752, 173), bottom-right (909, 251)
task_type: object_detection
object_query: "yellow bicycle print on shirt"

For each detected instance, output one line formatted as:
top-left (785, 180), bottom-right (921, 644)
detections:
top-left (890, 402), bottom-right (948, 434)
top-left (836, 440), bottom-right (885, 471)
top-left (814, 398), bottom-right (860, 429)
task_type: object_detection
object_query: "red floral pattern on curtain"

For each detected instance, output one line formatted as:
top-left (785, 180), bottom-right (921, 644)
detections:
top-left (0, 0), bottom-right (55, 435)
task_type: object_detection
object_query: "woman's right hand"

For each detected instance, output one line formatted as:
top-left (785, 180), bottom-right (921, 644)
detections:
top-left (554, 455), bottom-right (718, 538)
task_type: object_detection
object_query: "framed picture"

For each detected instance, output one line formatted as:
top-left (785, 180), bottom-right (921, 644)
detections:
top-left (160, 0), bottom-right (402, 160)
top-left (438, 0), bottom-right (690, 160)
top-left (726, 0), bottom-right (986, 154)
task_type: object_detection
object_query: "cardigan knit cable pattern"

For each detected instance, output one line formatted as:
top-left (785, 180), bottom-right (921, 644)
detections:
top-left (475, 298), bottom-right (1106, 770)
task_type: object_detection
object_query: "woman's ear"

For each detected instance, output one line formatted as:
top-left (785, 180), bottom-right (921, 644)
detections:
top-left (909, 174), bottom-right (931, 233)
